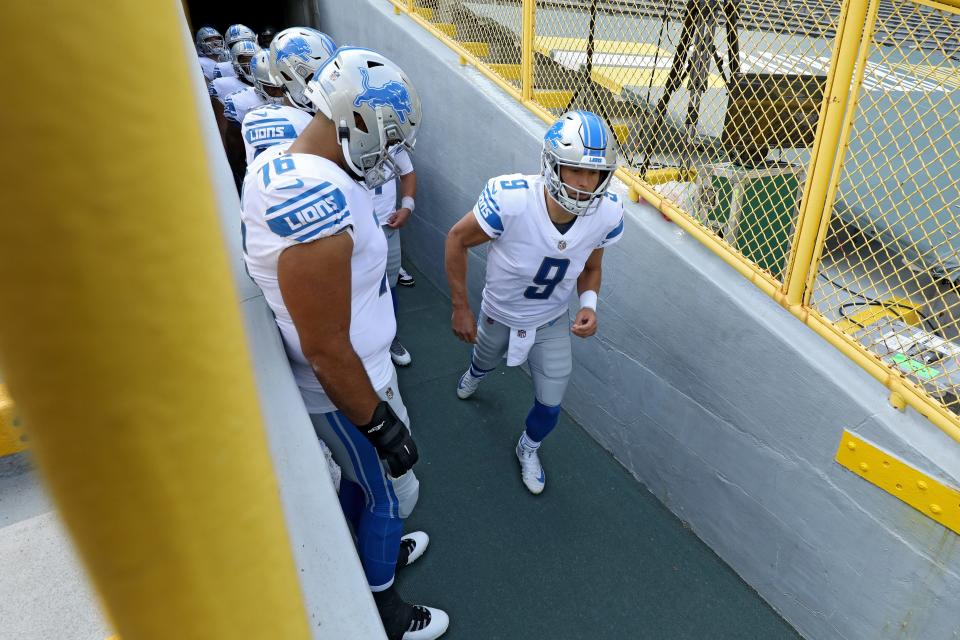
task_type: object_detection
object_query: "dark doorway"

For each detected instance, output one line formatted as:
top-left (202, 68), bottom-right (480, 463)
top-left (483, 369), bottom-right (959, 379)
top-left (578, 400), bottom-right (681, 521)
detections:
top-left (185, 0), bottom-right (290, 37)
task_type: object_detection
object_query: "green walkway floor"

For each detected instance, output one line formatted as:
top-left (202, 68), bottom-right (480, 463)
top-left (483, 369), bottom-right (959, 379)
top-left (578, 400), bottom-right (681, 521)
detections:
top-left (391, 263), bottom-right (801, 640)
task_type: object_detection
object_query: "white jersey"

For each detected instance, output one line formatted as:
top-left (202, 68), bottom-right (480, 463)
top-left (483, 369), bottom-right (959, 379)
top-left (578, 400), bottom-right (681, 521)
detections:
top-left (368, 148), bottom-right (415, 226)
top-left (214, 61), bottom-right (236, 79)
top-left (241, 145), bottom-right (394, 414)
top-left (209, 76), bottom-right (247, 105)
top-left (241, 104), bottom-right (313, 165)
top-left (474, 173), bottom-right (624, 328)
top-left (198, 56), bottom-right (217, 81)
top-left (223, 86), bottom-right (265, 125)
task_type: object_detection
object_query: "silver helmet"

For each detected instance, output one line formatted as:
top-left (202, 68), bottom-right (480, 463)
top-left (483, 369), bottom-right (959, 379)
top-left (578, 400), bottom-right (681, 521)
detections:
top-left (304, 47), bottom-right (421, 188)
top-left (541, 111), bottom-right (617, 215)
top-left (196, 27), bottom-right (226, 59)
top-left (268, 28), bottom-right (337, 111)
top-left (230, 40), bottom-right (258, 83)
top-left (224, 24), bottom-right (257, 48)
top-left (251, 49), bottom-right (284, 105)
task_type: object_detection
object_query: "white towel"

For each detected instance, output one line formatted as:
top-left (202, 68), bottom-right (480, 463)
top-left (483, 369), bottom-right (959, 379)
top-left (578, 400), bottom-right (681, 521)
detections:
top-left (506, 325), bottom-right (537, 366)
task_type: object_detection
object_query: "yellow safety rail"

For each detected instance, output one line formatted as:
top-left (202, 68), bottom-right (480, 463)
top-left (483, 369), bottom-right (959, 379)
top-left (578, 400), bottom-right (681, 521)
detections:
top-left (389, 0), bottom-right (960, 444)
top-left (0, 3), bottom-right (310, 639)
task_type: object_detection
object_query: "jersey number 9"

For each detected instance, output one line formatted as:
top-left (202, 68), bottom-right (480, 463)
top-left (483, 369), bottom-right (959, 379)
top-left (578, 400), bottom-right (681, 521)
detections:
top-left (524, 257), bottom-right (570, 300)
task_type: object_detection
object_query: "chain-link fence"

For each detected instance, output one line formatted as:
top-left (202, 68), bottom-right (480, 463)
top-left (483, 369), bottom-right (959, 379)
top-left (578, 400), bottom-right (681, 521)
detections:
top-left (389, 0), bottom-right (960, 440)
top-left (808, 0), bottom-right (960, 419)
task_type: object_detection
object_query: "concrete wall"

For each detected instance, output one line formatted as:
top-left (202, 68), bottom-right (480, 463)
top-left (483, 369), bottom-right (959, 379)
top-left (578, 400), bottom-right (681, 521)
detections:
top-left (294, 2), bottom-right (960, 639)
top-left (184, 4), bottom-right (385, 637)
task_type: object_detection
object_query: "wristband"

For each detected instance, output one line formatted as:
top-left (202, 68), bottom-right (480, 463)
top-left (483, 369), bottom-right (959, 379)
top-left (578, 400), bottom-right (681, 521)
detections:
top-left (401, 196), bottom-right (415, 213)
top-left (579, 290), bottom-right (598, 311)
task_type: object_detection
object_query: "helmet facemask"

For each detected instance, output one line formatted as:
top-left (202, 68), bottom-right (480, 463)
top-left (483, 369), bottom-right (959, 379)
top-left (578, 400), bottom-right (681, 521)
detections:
top-left (541, 151), bottom-right (613, 216)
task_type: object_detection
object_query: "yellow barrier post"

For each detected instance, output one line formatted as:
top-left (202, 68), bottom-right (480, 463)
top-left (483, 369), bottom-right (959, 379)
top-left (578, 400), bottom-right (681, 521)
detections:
top-left (784, 0), bottom-right (871, 306)
top-left (798, 0), bottom-right (881, 306)
top-left (0, 3), bottom-right (311, 640)
top-left (521, 0), bottom-right (536, 102)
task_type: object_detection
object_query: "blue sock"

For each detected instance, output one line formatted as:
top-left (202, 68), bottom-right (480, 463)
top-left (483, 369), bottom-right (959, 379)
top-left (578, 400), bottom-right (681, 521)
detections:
top-left (357, 507), bottom-right (404, 589)
top-left (524, 399), bottom-right (561, 443)
top-left (338, 478), bottom-right (365, 532)
top-left (391, 286), bottom-right (399, 318)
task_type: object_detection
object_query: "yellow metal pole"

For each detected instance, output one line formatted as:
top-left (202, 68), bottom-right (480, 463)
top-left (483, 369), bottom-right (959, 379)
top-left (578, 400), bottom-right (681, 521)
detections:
top-left (521, 0), bottom-right (536, 101)
top-left (799, 0), bottom-right (881, 306)
top-left (407, 0), bottom-right (414, 13)
top-left (784, 0), bottom-right (870, 305)
top-left (0, 3), bottom-right (310, 640)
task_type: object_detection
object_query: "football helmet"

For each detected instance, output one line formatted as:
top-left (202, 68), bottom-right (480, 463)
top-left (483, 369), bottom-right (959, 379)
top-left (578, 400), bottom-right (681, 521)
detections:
top-left (225, 24), bottom-right (257, 48)
top-left (196, 27), bottom-right (226, 60)
top-left (230, 40), bottom-right (258, 84)
top-left (305, 47), bottom-right (422, 188)
top-left (251, 49), bottom-right (285, 104)
top-left (269, 27), bottom-right (337, 111)
top-left (541, 111), bottom-right (617, 215)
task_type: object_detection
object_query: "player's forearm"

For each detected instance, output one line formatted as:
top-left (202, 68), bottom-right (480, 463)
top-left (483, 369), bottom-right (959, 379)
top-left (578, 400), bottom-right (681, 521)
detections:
top-left (577, 265), bottom-right (602, 296)
top-left (308, 340), bottom-right (380, 425)
top-left (444, 234), bottom-right (470, 309)
top-left (399, 171), bottom-right (416, 199)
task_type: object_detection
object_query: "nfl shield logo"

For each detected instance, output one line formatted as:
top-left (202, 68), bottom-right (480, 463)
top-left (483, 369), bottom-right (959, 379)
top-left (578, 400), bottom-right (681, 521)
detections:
top-left (558, 240), bottom-right (567, 250)
top-left (386, 387), bottom-right (394, 400)
top-left (517, 329), bottom-right (527, 338)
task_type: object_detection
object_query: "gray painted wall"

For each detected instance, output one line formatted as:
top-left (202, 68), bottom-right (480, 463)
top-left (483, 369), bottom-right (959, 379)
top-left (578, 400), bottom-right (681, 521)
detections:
top-left (294, 2), bottom-right (960, 638)
top-left (185, 5), bottom-right (385, 636)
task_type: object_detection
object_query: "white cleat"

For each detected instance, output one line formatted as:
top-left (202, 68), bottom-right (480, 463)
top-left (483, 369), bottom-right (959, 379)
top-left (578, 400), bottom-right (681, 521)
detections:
top-left (516, 440), bottom-right (545, 495)
top-left (398, 531), bottom-right (429, 569)
top-left (403, 606), bottom-right (449, 640)
top-left (456, 369), bottom-right (481, 399)
top-left (391, 337), bottom-right (412, 366)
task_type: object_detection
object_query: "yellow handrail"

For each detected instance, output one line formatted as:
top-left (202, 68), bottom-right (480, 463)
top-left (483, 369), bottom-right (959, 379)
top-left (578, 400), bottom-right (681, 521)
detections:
top-left (0, 3), bottom-right (311, 639)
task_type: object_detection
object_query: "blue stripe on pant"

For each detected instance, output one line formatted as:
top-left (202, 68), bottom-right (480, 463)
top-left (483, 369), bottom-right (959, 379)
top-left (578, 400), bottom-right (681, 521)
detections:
top-left (320, 411), bottom-right (403, 590)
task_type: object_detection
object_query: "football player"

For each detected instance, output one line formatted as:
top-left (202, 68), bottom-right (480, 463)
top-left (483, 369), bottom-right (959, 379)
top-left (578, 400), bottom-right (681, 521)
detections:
top-left (213, 23), bottom-right (256, 79)
top-left (239, 28), bottom-right (335, 166)
top-left (368, 147), bottom-right (417, 366)
top-left (445, 111), bottom-right (624, 495)
top-left (209, 40), bottom-right (258, 188)
top-left (240, 48), bottom-right (448, 640)
top-left (195, 27), bottom-right (226, 82)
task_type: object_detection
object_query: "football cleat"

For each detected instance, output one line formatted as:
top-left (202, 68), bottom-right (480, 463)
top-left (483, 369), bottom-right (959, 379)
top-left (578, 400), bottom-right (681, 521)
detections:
top-left (397, 267), bottom-right (416, 287)
top-left (516, 437), bottom-right (545, 495)
top-left (390, 337), bottom-right (412, 366)
top-left (456, 369), bottom-right (481, 400)
top-left (396, 531), bottom-right (429, 570)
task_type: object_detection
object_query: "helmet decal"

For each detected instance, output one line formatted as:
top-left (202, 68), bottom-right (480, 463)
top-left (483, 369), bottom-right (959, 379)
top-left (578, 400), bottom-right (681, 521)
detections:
top-left (353, 68), bottom-right (413, 124)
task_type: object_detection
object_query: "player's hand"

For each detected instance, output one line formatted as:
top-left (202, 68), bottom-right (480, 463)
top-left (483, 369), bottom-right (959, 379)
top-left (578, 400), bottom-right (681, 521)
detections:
top-left (359, 401), bottom-right (419, 477)
top-left (452, 305), bottom-right (477, 343)
top-left (387, 208), bottom-right (411, 228)
top-left (571, 308), bottom-right (597, 338)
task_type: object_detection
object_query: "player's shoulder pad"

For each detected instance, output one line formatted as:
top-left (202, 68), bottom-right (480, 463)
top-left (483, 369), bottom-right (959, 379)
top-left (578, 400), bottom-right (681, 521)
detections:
top-left (256, 153), bottom-right (354, 244)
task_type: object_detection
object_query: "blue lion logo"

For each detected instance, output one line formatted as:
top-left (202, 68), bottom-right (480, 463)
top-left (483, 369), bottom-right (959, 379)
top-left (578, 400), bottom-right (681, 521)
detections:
top-left (353, 68), bottom-right (413, 123)
top-left (276, 37), bottom-right (311, 63)
top-left (544, 121), bottom-right (564, 148)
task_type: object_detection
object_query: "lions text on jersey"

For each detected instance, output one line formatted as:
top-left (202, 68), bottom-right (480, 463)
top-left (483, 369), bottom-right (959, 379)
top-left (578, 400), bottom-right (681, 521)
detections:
top-left (241, 145), bottom-right (395, 413)
top-left (208, 76), bottom-right (246, 104)
top-left (240, 104), bottom-right (314, 165)
top-left (223, 86), bottom-right (266, 125)
top-left (473, 173), bottom-right (624, 328)
top-left (369, 147), bottom-right (414, 226)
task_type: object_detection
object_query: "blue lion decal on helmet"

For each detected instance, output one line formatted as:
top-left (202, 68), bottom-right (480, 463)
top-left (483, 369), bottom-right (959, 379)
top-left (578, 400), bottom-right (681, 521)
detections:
top-left (353, 68), bottom-right (413, 123)
top-left (544, 121), bottom-right (564, 149)
top-left (276, 36), bottom-right (312, 63)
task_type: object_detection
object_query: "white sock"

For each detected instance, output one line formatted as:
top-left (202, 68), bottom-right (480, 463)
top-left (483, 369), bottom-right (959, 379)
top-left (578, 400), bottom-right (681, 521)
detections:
top-left (519, 432), bottom-right (541, 451)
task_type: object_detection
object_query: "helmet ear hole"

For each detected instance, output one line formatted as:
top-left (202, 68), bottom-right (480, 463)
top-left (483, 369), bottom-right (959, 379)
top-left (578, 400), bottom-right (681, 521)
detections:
top-left (366, 60), bottom-right (384, 68)
top-left (353, 111), bottom-right (369, 134)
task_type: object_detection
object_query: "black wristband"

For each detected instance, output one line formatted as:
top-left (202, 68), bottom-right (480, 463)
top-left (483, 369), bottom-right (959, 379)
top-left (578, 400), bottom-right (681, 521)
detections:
top-left (358, 401), bottom-right (406, 450)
